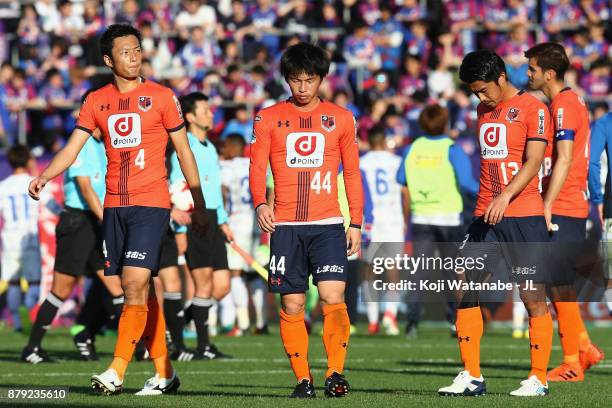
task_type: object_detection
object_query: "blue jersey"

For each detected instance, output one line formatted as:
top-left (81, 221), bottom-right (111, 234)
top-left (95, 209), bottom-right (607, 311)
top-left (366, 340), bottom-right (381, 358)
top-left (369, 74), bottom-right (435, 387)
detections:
top-left (64, 136), bottom-right (106, 210)
top-left (170, 132), bottom-right (227, 227)
top-left (588, 113), bottom-right (612, 210)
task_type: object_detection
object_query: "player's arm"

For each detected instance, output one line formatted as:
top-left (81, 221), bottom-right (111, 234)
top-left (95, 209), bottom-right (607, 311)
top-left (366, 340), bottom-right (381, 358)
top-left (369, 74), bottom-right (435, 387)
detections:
top-left (485, 140), bottom-right (546, 225)
top-left (396, 147), bottom-right (411, 233)
top-left (28, 128), bottom-right (90, 200)
top-left (543, 142), bottom-right (573, 230)
top-left (588, 115), bottom-right (609, 226)
top-left (76, 176), bottom-right (103, 220)
top-left (169, 128), bottom-right (206, 208)
top-left (249, 113), bottom-right (275, 233)
top-left (340, 114), bottom-right (363, 256)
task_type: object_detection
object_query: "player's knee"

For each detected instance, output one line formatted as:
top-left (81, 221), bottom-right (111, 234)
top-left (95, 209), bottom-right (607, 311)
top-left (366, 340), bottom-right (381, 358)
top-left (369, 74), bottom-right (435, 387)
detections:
top-left (523, 301), bottom-right (548, 317)
top-left (319, 292), bottom-right (344, 306)
top-left (213, 284), bottom-right (230, 301)
top-left (121, 279), bottom-right (148, 302)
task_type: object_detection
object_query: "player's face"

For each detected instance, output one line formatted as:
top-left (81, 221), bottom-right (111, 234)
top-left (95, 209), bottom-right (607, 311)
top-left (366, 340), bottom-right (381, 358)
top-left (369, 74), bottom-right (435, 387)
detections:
top-left (527, 58), bottom-right (546, 91)
top-left (468, 80), bottom-right (504, 108)
top-left (287, 72), bottom-right (322, 107)
top-left (192, 100), bottom-right (214, 130)
top-left (105, 35), bottom-right (142, 80)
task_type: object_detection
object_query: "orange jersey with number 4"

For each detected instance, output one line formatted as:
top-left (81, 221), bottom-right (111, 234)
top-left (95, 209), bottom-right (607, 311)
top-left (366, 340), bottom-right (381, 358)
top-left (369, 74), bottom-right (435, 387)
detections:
top-left (475, 91), bottom-right (553, 217)
top-left (549, 88), bottom-right (591, 218)
top-left (249, 99), bottom-right (363, 225)
top-left (76, 80), bottom-right (184, 208)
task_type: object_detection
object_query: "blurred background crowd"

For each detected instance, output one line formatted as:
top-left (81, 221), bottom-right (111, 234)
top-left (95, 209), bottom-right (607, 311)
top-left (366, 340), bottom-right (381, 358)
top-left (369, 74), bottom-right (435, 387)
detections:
top-left (0, 0), bottom-right (609, 155)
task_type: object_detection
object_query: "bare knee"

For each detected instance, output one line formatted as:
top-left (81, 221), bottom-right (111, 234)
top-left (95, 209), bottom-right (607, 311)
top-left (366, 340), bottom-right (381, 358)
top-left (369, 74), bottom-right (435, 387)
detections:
top-left (122, 278), bottom-right (148, 304)
top-left (51, 272), bottom-right (76, 299)
top-left (281, 295), bottom-right (306, 315)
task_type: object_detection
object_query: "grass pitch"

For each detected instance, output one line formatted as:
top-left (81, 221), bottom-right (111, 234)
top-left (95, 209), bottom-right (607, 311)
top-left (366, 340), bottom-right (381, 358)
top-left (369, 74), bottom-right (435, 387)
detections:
top-left (0, 324), bottom-right (610, 407)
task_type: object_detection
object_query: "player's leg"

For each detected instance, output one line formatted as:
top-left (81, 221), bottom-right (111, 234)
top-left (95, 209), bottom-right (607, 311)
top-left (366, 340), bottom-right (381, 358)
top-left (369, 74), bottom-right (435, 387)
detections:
top-left (361, 245), bottom-right (380, 334)
top-left (230, 270), bottom-right (250, 333)
top-left (219, 291), bottom-right (236, 333)
top-left (438, 219), bottom-right (488, 396)
top-left (269, 225), bottom-right (313, 397)
top-left (248, 273), bottom-right (268, 333)
top-left (309, 224), bottom-right (351, 397)
top-left (511, 288), bottom-right (528, 339)
top-left (226, 230), bottom-right (252, 333)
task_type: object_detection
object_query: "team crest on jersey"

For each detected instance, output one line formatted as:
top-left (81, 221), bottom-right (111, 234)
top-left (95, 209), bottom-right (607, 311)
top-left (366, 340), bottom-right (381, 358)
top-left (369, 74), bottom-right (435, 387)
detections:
top-left (138, 96), bottom-right (152, 112)
top-left (321, 115), bottom-right (336, 132)
top-left (505, 107), bottom-right (520, 122)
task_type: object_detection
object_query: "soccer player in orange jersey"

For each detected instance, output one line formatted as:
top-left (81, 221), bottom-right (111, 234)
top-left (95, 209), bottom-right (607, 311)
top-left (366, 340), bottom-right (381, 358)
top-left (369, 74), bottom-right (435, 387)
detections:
top-left (27, 25), bottom-right (208, 396)
top-left (249, 43), bottom-right (363, 398)
top-left (525, 42), bottom-right (605, 382)
top-left (438, 50), bottom-right (554, 397)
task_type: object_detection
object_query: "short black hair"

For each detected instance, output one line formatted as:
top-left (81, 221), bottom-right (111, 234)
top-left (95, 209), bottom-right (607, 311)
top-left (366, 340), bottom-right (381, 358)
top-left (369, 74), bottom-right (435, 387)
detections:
top-left (459, 50), bottom-right (507, 84)
top-left (7, 145), bottom-right (31, 169)
top-left (100, 24), bottom-right (142, 60)
top-left (225, 133), bottom-right (246, 148)
top-left (524, 42), bottom-right (569, 80)
top-left (368, 125), bottom-right (386, 148)
top-left (179, 92), bottom-right (209, 122)
top-left (280, 42), bottom-right (330, 80)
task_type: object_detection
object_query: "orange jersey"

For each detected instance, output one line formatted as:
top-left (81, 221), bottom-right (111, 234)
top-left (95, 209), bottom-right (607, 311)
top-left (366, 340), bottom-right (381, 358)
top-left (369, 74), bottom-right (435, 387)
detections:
top-left (549, 88), bottom-right (591, 218)
top-left (249, 99), bottom-right (363, 225)
top-left (76, 79), bottom-right (184, 208)
top-left (475, 91), bottom-right (553, 217)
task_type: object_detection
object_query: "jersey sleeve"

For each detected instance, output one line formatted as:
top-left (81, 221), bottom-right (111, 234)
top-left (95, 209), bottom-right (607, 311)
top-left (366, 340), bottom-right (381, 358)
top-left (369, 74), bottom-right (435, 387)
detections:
top-left (588, 115), bottom-right (609, 204)
top-left (525, 102), bottom-right (551, 143)
top-left (339, 112), bottom-right (363, 227)
top-left (553, 99), bottom-right (578, 141)
top-left (161, 90), bottom-right (186, 133)
top-left (249, 111), bottom-right (272, 209)
top-left (75, 93), bottom-right (96, 134)
top-left (395, 145), bottom-right (411, 186)
top-left (66, 140), bottom-right (94, 178)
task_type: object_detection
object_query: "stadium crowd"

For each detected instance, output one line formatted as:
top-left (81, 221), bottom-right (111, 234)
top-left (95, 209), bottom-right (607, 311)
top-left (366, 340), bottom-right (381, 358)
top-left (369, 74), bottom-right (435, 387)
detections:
top-left (0, 0), bottom-right (609, 153)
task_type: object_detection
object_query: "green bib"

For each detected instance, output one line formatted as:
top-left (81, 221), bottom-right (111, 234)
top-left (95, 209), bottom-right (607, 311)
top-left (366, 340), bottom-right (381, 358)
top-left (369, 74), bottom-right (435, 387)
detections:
top-left (404, 137), bottom-right (463, 216)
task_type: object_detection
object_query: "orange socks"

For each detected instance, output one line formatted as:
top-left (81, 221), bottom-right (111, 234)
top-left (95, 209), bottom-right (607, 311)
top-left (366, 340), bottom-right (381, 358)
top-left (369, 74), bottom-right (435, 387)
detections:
top-left (111, 304), bottom-right (148, 379)
top-left (143, 297), bottom-right (172, 379)
top-left (322, 303), bottom-right (350, 377)
top-left (529, 312), bottom-right (553, 384)
top-left (554, 302), bottom-right (585, 364)
top-left (279, 309), bottom-right (311, 383)
top-left (456, 307), bottom-right (484, 378)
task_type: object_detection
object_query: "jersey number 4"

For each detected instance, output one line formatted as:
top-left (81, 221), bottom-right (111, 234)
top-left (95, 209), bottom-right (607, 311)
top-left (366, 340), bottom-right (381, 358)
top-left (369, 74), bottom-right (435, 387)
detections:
top-left (135, 149), bottom-right (145, 169)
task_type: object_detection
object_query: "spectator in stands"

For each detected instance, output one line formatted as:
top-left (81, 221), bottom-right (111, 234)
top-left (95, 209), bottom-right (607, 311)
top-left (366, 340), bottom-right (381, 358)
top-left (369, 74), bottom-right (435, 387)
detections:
top-left (17, 4), bottom-right (41, 49)
top-left (180, 26), bottom-right (220, 80)
top-left (278, 0), bottom-right (313, 35)
top-left (580, 0), bottom-right (610, 24)
top-left (580, 58), bottom-right (611, 98)
top-left (396, 0), bottom-right (426, 24)
top-left (251, 0), bottom-right (280, 56)
top-left (398, 53), bottom-right (428, 107)
top-left (54, 0), bottom-right (85, 41)
top-left (359, 0), bottom-right (381, 26)
top-left (0, 63), bottom-right (14, 145)
top-left (427, 54), bottom-right (455, 102)
top-left (40, 68), bottom-right (71, 151)
top-left (176, 0), bottom-right (217, 39)
top-left (35, 0), bottom-right (61, 34)
top-left (224, 64), bottom-right (252, 103)
top-left (220, 0), bottom-right (253, 45)
top-left (499, 23), bottom-right (532, 89)
top-left (221, 105), bottom-right (253, 143)
top-left (405, 20), bottom-right (432, 67)
top-left (443, 0), bottom-right (481, 53)
top-left (40, 38), bottom-right (73, 81)
top-left (586, 22), bottom-right (609, 63)
top-left (372, 4), bottom-right (404, 73)
top-left (115, 0), bottom-right (139, 26)
top-left (545, 0), bottom-right (584, 37)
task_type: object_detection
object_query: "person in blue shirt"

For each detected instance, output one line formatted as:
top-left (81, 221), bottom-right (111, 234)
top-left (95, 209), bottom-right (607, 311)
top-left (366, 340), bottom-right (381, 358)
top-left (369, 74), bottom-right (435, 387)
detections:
top-left (587, 112), bottom-right (612, 317)
top-left (23, 125), bottom-right (123, 363)
top-left (170, 92), bottom-right (234, 359)
top-left (396, 104), bottom-right (479, 338)
top-left (220, 104), bottom-right (254, 143)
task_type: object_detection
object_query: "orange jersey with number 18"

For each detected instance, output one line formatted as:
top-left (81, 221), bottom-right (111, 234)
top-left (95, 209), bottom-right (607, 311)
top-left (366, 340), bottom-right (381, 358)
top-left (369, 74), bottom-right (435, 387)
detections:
top-left (76, 79), bottom-right (184, 209)
top-left (249, 99), bottom-right (363, 225)
top-left (475, 90), bottom-right (553, 217)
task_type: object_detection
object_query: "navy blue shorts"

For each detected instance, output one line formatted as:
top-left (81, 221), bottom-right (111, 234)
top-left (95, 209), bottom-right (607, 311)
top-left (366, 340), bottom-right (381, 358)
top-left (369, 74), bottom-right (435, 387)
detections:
top-left (459, 216), bottom-right (550, 284)
top-left (269, 224), bottom-right (348, 294)
top-left (549, 215), bottom-right (587, 286)
top-left (102, 206), bottom-right (170, 276)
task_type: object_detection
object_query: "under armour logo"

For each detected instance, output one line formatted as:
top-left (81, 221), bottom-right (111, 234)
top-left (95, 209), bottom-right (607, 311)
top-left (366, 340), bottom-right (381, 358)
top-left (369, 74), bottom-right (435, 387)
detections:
top-left (270, 277), bottom-right (281, 286)
top-left (530, 343), bottom-right (540, 350)
top-left (277, 120), bottom-right (290, 127)
top-left (100, 103), bottom-right (111, 111)
top-left (458, 336), bottom-right (470, 342)
top-left (342, 342), bottom-right (347, 348)
top-left (131, 339), bottom-right (137, 345)
top-left (287, 352), bottom-right (300, 358)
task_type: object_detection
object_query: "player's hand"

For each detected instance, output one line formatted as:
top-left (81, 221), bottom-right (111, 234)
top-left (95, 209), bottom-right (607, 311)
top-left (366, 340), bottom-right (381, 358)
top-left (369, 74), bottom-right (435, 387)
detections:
top-left (220, 223), bottom-right (235, 242)
top-left (484, 191), bottom-right (511, 225)
top-left (256, 204), bottom-right (276, 233)
top-left (171, 208), bottom-right (192, 226)
top-left (190, 206), bottom-right (209, 235)
top-left (28, 175), bottom-right (48, 201)
top-left (346, 226), bottom-right (361, 257)
top-left (543, 204), bottom-right (553, 232)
